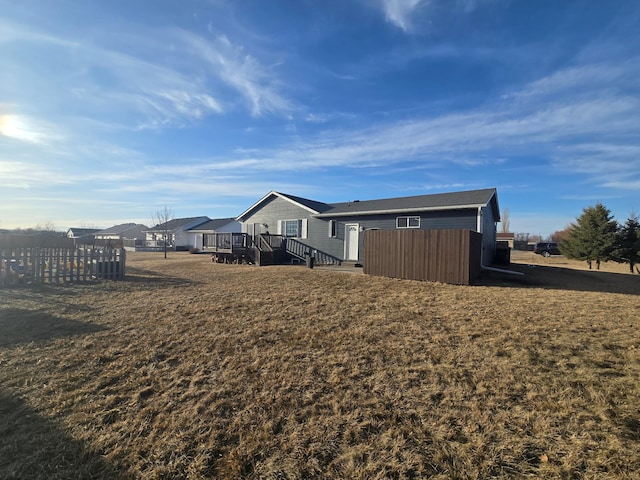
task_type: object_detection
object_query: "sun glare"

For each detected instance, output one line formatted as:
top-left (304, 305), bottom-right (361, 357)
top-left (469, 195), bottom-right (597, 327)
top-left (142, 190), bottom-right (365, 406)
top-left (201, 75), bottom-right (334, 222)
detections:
top-left (0, 115), bottom-right (19, 137)
top-left (0, 114), bottom-right (44, 143)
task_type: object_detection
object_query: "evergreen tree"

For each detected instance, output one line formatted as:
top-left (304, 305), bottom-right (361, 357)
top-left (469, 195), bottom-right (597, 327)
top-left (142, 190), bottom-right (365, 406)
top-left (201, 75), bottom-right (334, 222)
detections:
top-left (560, 203), bottom-right (618, 269)
top-left (613, 213), bottom-right (640, 273)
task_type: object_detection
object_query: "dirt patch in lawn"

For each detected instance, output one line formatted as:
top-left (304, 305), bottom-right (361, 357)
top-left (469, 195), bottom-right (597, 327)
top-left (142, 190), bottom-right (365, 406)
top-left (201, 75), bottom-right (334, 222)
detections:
top-left (1, 251), bottom-right (638, 479)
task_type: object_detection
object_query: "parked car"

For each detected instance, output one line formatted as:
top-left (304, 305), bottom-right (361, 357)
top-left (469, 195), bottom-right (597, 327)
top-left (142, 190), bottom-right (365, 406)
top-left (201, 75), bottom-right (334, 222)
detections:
top-left (533, 242), bottom-right (561, 257)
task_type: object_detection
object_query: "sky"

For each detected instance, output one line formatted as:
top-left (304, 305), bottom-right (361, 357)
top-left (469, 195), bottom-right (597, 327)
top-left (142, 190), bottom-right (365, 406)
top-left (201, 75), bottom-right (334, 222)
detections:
top-left (1, 0), bottom-right (638, 237)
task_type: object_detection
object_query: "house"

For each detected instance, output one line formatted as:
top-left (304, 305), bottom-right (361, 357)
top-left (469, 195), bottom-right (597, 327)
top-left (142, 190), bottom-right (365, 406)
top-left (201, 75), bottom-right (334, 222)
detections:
top-left (496, 232), bottom-right (515, 249)
top-left (66, 227), bottom-right (101, 246)
top-left (144, 217), bottom-right (210, 251)
top-left (185, 218), bottom-right (241, 251)
top-left (95, 223), bottom-right (148, 247)
top-left (66, 227), bottom-right (101, 239)
top-left (236, 188), bottom-right (500, 265)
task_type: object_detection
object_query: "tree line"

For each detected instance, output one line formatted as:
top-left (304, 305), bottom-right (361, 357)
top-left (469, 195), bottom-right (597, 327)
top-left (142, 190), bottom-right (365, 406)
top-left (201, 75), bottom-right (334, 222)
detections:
top-left (552, 203), bottom-right (640, 273)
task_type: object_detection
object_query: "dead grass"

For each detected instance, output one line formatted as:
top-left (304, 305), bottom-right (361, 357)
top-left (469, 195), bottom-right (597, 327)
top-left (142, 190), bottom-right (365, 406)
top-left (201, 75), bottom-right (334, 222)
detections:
top-left (1, 251), bottom-right (639, 479)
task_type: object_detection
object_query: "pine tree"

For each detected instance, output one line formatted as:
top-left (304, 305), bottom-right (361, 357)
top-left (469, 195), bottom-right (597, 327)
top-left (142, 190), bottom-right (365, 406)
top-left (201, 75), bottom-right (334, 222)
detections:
top-left (613, 213), bottom-right (640, 273)
top-left (560, 203), bottom-right (618, 270)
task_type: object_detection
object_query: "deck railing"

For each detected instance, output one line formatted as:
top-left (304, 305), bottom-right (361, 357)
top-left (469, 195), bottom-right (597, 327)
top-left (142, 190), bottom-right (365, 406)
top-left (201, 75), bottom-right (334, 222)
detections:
top-left (257, 234), bottom-right (285, 251)
top-left (285, 238), bottom-right (342, 265)
top-left (204, 233), bottom-right (250, 253)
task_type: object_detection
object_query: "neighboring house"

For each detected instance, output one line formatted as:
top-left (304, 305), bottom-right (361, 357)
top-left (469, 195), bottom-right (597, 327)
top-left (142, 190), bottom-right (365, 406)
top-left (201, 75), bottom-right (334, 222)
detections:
top-left (496, 232), bottom-right (515, 249)
top-left (67, 227), bottom-right (101, 239)
top-left (185, 218), bottom-right (241, 250)
top-left (237, 188), bottom-right (500, 265)
top-left (144, 217), bottom-right (210, 251)
top-left (95, 223), bottom-right (148, 247)
top-left (66, 227), bottom-right (101, 246)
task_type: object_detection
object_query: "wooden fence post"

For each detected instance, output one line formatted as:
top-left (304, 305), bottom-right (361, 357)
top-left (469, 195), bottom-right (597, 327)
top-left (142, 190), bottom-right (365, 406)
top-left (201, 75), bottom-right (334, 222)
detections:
top-left (0, 245), bottom-right (126, 286)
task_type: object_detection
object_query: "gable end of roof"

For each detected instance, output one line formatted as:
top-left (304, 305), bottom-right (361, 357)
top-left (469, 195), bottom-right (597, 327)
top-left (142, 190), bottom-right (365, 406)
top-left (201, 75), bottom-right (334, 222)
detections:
top-left (237, 191), bottom-right (329, 220)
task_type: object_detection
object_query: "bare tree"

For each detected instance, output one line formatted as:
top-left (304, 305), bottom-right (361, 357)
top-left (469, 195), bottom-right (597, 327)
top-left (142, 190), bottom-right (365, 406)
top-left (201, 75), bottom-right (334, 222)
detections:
top-left (152, 205), bottom-right (174, 259)
top-left (500, 208), bottom-right (511, 233)
top-left (34, 221), bottom-right (57, 233)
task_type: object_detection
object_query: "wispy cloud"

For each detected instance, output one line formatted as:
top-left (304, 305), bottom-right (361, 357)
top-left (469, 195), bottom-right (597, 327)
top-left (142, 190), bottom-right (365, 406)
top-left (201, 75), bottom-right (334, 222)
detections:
top-left (1, 17), bottom-right (291, 137)
top-left (200, 59), bottom-right (640, 189)
top-left (377, 0), bottom-right (486, 32)
top-left (381, 0), bottom-right (426, 31)
top-left (554, 143), bottom-right (640, 191)
top-left (65, 43), bottom-right (227, 129)
top-left (506, 60), bottom-right (640, 102)
top-left (177, 31), bottom-right (292, 117)
top-left (0, 18), bottom-right (77, 48)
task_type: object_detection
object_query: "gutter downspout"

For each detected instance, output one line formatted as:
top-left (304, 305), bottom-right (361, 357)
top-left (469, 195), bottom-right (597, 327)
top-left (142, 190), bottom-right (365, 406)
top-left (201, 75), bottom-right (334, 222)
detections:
top-left (477, 206), bottom-right (485, 267)
top-left (482, 265), bottom-right (524, 276)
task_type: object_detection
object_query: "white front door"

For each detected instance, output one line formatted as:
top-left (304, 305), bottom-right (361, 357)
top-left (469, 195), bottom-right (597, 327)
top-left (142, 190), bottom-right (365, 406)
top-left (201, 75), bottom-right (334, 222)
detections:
top-left (345, 223), bottom-right (359, 261)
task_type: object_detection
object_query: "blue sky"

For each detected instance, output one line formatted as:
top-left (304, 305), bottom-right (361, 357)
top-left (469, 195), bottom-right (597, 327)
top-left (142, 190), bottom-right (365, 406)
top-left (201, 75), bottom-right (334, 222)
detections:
top-left (1, 0), bottom-right (638, 236)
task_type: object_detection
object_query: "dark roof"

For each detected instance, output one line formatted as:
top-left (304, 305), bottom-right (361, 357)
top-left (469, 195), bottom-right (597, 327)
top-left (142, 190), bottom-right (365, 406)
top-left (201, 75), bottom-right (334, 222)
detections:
top-left (98, 223), bottom-right (148, 235)
top-left (237, 191), bottom-right (332, 220)
top-left (187, 218), bottom-right (237, 232)
top-left (275, 193), bottom-right (333, 214)
top-left (67, 227), bottom-right (101, 236)
top-left (238, 188), bottom-right (500, 222)
top-left (147, 216), bottom-right (209, 232)
top-left (317, 188), bottom-right (499, 218)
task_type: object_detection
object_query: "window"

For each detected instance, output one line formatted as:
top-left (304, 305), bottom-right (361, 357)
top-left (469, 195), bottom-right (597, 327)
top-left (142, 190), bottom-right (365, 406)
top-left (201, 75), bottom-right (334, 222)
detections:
top-left (328, 220), bottom-right (337, 237)
top-left (396, 216), bottom-right (420, 229)
top-left (282, 219), bottom-right (302, 237)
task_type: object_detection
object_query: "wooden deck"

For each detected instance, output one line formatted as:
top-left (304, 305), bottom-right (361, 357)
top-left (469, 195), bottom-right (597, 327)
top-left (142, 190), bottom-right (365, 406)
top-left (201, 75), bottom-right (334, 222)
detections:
top-left (203, 233), bottom-right (341, 266)
top-left (203, 233), bottom-right (251, 263)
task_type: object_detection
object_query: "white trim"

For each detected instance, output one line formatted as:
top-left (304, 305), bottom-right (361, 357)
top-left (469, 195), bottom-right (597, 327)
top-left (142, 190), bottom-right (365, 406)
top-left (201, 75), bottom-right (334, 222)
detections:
top-left (188, 221), bottom-right (236, 233)
top-left (237, 191), bottom-right (320, 220)
top-left (328, 219), bottom-right (337, 237)
top-left (281, 219), bottom-right (304, 238)
top-left (315, 203), bottom-right (486, 218)
top-left (396, 216), bottom-right (420, 229)
top-left (344, 223), bottom-right (360, 261)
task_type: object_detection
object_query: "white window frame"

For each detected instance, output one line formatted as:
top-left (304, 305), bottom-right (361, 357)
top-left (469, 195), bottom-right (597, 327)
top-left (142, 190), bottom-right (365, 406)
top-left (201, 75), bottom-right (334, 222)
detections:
top-left (396, 216), bottom-right (420, 229)
top-left (328, 220), bottom-right (337, 238)
top-left (279, 219), bottom-right (308, 238)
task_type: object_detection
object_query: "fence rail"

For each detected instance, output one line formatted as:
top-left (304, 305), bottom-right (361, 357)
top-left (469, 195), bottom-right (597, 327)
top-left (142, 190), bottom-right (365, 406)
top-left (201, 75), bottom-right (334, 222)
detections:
top-left (0, 247), bottom-right (125, 286)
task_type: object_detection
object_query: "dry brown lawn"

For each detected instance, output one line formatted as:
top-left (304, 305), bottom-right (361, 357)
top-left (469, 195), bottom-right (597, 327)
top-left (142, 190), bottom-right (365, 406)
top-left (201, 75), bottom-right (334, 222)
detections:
top-left (1, 251), bottom-right (639, 479)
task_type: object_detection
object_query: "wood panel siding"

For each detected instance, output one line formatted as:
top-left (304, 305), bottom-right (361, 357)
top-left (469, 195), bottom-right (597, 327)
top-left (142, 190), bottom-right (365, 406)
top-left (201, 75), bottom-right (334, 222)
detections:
top-left (363, 229), bottom-right (482, 285)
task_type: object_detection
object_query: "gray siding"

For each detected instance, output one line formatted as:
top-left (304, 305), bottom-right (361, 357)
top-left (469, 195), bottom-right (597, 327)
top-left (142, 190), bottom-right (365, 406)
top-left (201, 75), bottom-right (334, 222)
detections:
top-left (480, 205), bottom-right (498, 265)
top-left (307, 209), bottom-right (478, 262)
top-left (241, 196), bottom-right (485, 263)
top-left (306, 217), bottom-right (346, 259)
top-left (241, 196), bottom-right (314, 236)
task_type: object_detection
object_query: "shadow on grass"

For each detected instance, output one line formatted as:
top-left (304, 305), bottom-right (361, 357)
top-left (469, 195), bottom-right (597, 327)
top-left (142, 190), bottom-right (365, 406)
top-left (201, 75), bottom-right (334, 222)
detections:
top-left (478, 263), bottom-right (640, 295)
top-left (0, 388), bottom-right (130, 480)
top-left (0, 309), bottom-right (107, 348)
top-left (123, 266), bottom-right (201, 287)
